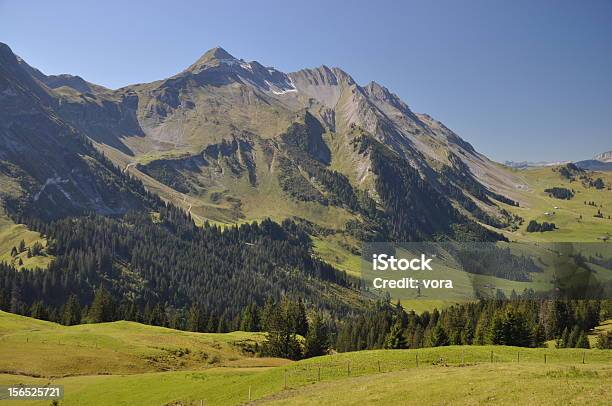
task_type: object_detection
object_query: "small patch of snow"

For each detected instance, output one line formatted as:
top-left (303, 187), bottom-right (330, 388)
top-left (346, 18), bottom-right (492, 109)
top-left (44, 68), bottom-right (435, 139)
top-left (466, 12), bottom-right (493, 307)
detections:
top-left (239, 61), bottom-right (253, 72)
top-left (266, 77), bottom-right (298, 95)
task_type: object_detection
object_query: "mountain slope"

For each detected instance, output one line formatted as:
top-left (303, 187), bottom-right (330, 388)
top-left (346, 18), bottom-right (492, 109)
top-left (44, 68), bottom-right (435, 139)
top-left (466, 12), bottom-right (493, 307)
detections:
top-left (0, 43), bottom-right (365, 324)
top-left (0, 43), bottom-right (154, 221)
top-left (7, 45), bottom-right (518, 244)
top-left (594, 150), bottom-right (612, 163)
top-left (576, 150), bottom-right (612, 171)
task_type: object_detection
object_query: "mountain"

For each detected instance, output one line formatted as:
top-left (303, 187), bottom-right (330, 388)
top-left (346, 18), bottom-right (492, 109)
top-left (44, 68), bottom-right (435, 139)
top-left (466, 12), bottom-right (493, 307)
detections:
top-left (594, 150), bottom-right (612, 163)
top-left (505, 151), bottom-right (612, 172)
top-left (503, 160), bottom-right (570, 169)
top-left (0, 43), bottom-right (364, 324)
top-left (1, 44), bottom-right (522, 243)
top-left (1, 41), bottom-right (610, 338)
top-left (0, 43), bottom-right (154, 221)
top-left (575, 150), bottom-right (612, 171)
top-left (16, 55), bottom-right (108, 94)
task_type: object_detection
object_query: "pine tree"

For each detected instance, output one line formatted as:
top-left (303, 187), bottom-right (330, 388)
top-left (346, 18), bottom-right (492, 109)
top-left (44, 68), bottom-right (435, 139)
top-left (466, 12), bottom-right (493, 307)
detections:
top-left (411, 324), bottom-right (425, 349)
top-left (430, 324), bottom-right (450, 347)
top-left (9, 283), bottom-right (23, 314)
top-left (261, 298), bottom-right (303, 360)
top-left (474, 311), bottom-right (490, 345)
top-left (18, 240), bottom-right (26, 253)
top-left (260, 297), bottom-right (276, 331)
top-left (488, 312), bottom-right (505, 344)
top-left (575, 332), bottom-right (590, 349)
top-left (88, 287), bottom-right (116, 323)
top-left (240, 303), bottom-right (260, 332)
top-left (567, 325), bottom-right (581, 348)
top-left (532, 323), bottom-right (546, 348)
top-left (217, 313), bottom-right (228, 333)
top-left (143, 302), bottom-right (152, 325)
top-left (488, 309), bottom-right (531, 347)
top-left (31, 242), bottom-right (43, 256)
top-left (149, 303), bottom-right (167, 326)
top-left (504, 310), bottom-right (532, 347)
top-left (288, 298), bottom-right (308, 337)
top-left (461, 319), bottom-right (474, 345)
top-left (206, 314), bottom-right (218, 333)
top-left (61, 295), bottom-right (81, 326)
top-left (122, 301), bottom-right (138, 321)
top-left (384, 319), bottom-right (408, 349)
top-left (29, 301), bottom-right (48, 320)
top-left (304, 313), bottom-right (329, 357)
top-left (187, 304), bottom-right (205, 332)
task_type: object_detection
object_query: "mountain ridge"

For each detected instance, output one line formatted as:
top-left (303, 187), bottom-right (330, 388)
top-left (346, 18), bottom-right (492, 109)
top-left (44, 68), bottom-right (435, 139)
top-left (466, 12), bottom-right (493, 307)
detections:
top-left (1, 42), bottom-right (524, 243)
top-left (594, 150), bottom-right (612, 163)
top-left (0, 42), bottom-right (157, 221)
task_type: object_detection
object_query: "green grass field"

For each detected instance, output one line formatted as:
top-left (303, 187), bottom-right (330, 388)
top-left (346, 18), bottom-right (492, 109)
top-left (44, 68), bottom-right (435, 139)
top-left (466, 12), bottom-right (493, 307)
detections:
top-left (0, 312), bottom-right (610, 405)
top-left (0, 211), bottom-right (53, 270)
top-left (0, 311), bottom-right (284, 378)
top-left (256, 363), bottom-right (611, 405)
top-left (500, 166), bottom-right (612, 242)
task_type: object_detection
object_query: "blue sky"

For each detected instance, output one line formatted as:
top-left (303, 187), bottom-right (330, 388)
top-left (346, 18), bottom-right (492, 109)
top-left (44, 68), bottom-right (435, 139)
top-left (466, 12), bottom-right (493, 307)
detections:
top-left (1, 0), bottom-right (610, 162)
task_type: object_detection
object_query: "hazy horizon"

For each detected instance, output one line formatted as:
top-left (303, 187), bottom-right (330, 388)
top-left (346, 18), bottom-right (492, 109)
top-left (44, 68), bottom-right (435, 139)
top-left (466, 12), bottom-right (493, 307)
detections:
top-left (1, 0), bottom-right (610, 162)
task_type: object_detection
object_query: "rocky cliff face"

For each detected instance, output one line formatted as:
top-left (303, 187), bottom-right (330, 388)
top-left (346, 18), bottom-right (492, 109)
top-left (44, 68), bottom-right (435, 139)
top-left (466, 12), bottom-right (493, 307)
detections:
top-left (1, 43), bottom-right (521, 240)
top-left (0, 43), bottom-right (151, 220)
top-left (594, 151), bottom-right (612, 163)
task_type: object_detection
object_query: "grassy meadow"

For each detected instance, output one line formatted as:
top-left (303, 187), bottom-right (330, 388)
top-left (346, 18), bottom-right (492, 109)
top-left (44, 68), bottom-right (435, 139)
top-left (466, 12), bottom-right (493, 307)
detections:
top-left (0, 211), bottom-right (53, 270)
top-left (0, 311), bottom-right (281, 378)
top-left (0, 311), bottom-right (610, 405)
top-left (500, 166), bottom-right (612, 242)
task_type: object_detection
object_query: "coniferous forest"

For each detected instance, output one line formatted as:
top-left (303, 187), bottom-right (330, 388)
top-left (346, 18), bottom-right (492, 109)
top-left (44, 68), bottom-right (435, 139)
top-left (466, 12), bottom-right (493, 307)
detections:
top-left (2, 197), bottom-right (611, 356)
top-left (0, 204), bottom-right (357, 329)
top-left (1, 154), bottom-right (611, 357)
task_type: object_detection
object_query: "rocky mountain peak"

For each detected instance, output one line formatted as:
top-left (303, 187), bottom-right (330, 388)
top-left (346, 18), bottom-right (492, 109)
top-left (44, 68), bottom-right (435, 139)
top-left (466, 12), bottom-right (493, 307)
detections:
top-left (178, 47), bottom-right (298, 97)
top-left (363, 81), bottom-right (410, 113)
top-left (186, 46), bottom-right (238, 73)
top-left (290, 66), bottom-right (356, 88)
top-left (0, 42), bottom-right (20, 69)
top-left (594, 150), bottom-right (612, 163)
top-left (200, 46), bottom-right (236, 62)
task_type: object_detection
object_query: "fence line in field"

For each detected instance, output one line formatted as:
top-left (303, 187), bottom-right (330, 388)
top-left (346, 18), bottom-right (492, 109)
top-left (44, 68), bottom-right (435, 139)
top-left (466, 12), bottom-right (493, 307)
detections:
top-left (276, 348), bottom-right (598, 390)
top-left (236, 348), bottom-right (606, 403)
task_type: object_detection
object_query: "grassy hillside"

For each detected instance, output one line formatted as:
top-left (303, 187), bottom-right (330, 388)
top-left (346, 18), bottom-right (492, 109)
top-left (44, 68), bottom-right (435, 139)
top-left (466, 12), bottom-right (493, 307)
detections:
top-left (1, 345), bottom-right (610, 405)
top-left (500, 166), bottom-right (612, 242)
top-left (0, 311), bottom-right (284, 378)
top-left (0, 312), bottom-right (610, 405)
top-left (313, 165), bottom-right (612, 307)
top-left (0, 211), bottom-right (53, 270)
top-left (256, 363), bottom-right (611, 405)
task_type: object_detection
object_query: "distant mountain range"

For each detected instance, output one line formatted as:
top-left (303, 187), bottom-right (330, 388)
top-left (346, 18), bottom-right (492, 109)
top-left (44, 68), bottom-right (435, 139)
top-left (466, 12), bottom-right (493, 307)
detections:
top-left (577, 150), bottom-right (612, 171)
top-left (503, 160), bottom-right (571, 169)
top-left (594, 150), bottom-right (612, 163)
top-left (505, 150), bottom-right (612, 171)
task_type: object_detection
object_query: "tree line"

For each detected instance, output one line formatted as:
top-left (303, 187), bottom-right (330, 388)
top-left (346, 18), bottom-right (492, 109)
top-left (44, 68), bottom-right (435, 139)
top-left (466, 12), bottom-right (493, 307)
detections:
top-left (334, 293), bottom-right (611, 352)
top-left (0, 204), bottom-right (359, 331)
top-left (4, 276), bottom-right (610, 358)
